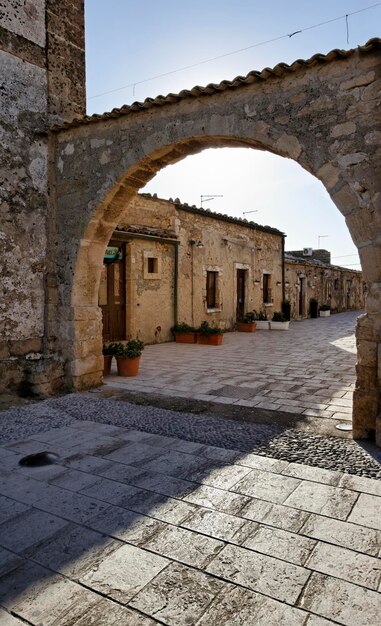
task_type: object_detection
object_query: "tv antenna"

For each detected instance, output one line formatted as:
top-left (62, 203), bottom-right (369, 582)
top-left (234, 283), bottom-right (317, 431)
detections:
top-left (200, 194), bottom-right (223, 207)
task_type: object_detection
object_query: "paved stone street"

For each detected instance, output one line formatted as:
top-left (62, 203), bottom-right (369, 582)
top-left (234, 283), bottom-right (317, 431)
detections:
top-left (1, 309), bottom-right (380, 624)
top-left (106, 311), bottom-right (360, 423)
top-left (0, 419), bottom-right (380, 625)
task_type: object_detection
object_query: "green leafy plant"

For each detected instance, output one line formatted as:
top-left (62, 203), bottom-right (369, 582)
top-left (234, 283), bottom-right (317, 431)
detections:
top-left (171, 322), bottom-right (196, 334)
top-left (242, 311), bottom-right (256, 323)
top-left (320, 304), bottom-right (331, 311)
top-left (114, 340), bottom-right (144, 359)
top-left (102, 343), bottom-right (119, 356)
top-left (197, 321), bottom-right (223, 336)
top-left (254, 310), bottom-right (267, 321)
top-left (272, 311), bottom-right (287, 322)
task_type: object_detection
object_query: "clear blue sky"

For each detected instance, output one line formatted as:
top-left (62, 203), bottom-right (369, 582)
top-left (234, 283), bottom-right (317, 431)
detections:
top-left (85, 1), bottom-right (380, 267)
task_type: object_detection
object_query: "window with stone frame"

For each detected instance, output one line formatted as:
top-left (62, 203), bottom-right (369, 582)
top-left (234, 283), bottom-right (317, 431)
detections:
top-left (206, 271), bottom-right (219, 309)
top-left (263, 273), bottom-right (272, 304)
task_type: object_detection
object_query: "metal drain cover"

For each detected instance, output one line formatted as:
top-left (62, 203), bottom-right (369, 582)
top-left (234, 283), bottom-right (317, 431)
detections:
top-left (19, 451), bottom-right (60, 467)
top-left (335, 423), bottom-right (352, 432)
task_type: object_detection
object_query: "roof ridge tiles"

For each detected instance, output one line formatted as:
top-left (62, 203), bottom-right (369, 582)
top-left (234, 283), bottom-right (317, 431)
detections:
top-left (51, 38), bottom-right (381, 132)
top-left (139, 192), bottom-right (284, 236)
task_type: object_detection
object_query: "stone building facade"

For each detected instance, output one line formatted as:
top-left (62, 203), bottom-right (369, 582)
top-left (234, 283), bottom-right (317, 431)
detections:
top-left (99, 194), bottom-right (364, 345)
top-left (1, 0), bottom-right (380, 443)
top-left (101, 194), bottom-right (284, 345)
top-left (284, 252), bottom-right (365, 320)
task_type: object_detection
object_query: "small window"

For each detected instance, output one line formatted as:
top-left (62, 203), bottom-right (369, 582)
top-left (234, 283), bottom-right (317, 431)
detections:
top-left (263, 273), bottom-right (272, 304)
top-left (206, 271), bottom-right (218, 309)
top-left (143, 253), bottom-right (161, 280)
top-left (334, 278), bottom-right (339, 290)
top-left (147, 257), bottom-right (158, 274)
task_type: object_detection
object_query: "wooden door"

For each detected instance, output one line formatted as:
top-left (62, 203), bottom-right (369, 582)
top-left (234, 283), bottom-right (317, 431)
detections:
top-left (299, 277), bottom-right (305, 317)
top-left (99, 246), bottom-right (126, 343)
top-left (236, 269), bottom-right (246, 320)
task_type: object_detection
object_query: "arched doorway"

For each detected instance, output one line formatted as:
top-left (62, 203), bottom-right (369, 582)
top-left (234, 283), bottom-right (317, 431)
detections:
top-left (50, 41), bottom-right (381, 441)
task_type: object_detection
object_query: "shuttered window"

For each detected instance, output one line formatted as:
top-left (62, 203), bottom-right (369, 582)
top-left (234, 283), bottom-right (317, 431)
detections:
top-left (206, 271), bottom-right (218, 308)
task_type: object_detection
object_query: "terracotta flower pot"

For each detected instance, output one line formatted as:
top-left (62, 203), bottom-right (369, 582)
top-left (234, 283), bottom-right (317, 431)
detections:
top-left (236, 322), bottom-right (257, 332)
top-left (103, 355), bottom-right (112, 376)
top-left (197, 334), bottom-right (223, 345)
top-left (116, 355), bottom-right (141, 376)
top-left (175, 332), bottom-right (197, 344)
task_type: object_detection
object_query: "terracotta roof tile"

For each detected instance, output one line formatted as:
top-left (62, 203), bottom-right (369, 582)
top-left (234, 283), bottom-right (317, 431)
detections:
top-left (140, 193), bottom-right (284, 237)
top-left (51, 38), bottom-right (380, 132)
top-left (115, 223), bottom-right (177, 239)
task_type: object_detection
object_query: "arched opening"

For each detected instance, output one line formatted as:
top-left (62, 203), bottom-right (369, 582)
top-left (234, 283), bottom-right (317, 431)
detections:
top-left (52, 44), bottom-right (380, 441)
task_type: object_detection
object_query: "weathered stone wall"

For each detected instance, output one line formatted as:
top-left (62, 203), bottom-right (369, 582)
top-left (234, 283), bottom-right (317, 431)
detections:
top-left (284, 257), bottom-right (365, 319)
top-left (125, 238), bottom-right (176, 344)
top-left (0, 0), bottom-right (85, 394)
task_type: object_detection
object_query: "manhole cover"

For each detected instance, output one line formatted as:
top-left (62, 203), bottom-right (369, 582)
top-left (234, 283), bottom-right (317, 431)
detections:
top-left (19, 451), bottom-right (60, 467)
top-left (335, 423), bottom-right (352, 432)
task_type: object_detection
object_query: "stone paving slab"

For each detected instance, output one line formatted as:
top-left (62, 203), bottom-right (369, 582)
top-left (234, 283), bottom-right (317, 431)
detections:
top-left (0, 420), bottom-right (380, 625)
top-left (105, 311), bottom-right (360, 423)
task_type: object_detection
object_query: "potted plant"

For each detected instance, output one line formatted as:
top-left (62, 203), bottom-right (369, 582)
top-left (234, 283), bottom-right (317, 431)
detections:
top-left (254, 311), bottom-right (269, 330)
top-left (310, 298), bottom-right (318, 319)
top-left (102, 343), bottom-right (118, 376)
top-left (319, 304), bottom-right (331, 317)
top-left (114, 339), bottom-right (144, 376)
top-left (270, 311), bottom-right (290, 330)
top-left (171, 322), bottom-right (197, 344)
top-left (197, 321), bottom-right (223, 345)
top-left (236, 311), bottom-right (257, 333)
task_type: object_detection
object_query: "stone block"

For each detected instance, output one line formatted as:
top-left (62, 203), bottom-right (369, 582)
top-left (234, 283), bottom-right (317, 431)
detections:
top-left (306, 541), bottom-right (381, 589)
top-left (233, 469), bottom-right (301, 504)
top-left (283, 481), bottom-right (358, 520)
top-left (357, 339), bottom-right (378, 367)
top-left (79, 543), bottom-right (169, 603)
top-left (144, 525), bottom-right (224, 569)
top-left (332, 184), bottom-right (359, 217)
top-left (316, 162), bottom-right (339, 190)
top-left (183, 507), bottom-right (247, 542)
top-left (243, 525), bottom-right (316, 566)
top-left (184, 483), bottom-right (251, 515)
top-left (206, 543), bottom-right (310, 603)
top-left (69, 355), bottom-right (103, 378)
top-left (0, 561), bottom-right (101, 625)
top-left (348, 493), bottom-right (381, 530)
top-left (197, 585), bottom-right (307, 625)
top-left (0, 0), bottom-right (46, 47)
top-left (345, 206), bottom-right (376, 247)
top-left (330, 121), bottom-right (356, 138)
top-left (130, 562), bottom-right (225, 625)
top-left (340, 71), bottom-right (376, 90)
top-left (301, 513), bottom-right (381, 556)
top-left (0, 342), bottom-right (10, 359)
top-left (9, 337), bottom-right (42, 357)
top-left (359, 245), bottom-right (381, 283)
top-left (299, 572), bottom-right (381, 625)
top-left (352, 389), bottom-right (379, 438)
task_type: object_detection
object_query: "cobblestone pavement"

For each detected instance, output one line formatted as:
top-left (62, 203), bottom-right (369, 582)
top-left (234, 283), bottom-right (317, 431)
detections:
top-left (0, 420), bottom-right (380, 625)
top-left (106, 311), bottom-right (361, 423)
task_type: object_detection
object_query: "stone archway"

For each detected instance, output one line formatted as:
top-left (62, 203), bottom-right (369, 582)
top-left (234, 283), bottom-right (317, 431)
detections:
top-left (50, 40), bottom-right (381, 442)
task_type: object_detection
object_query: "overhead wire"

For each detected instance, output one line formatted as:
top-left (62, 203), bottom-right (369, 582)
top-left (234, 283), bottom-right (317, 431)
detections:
top-left (88, 2), bottom-right (381, 101)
